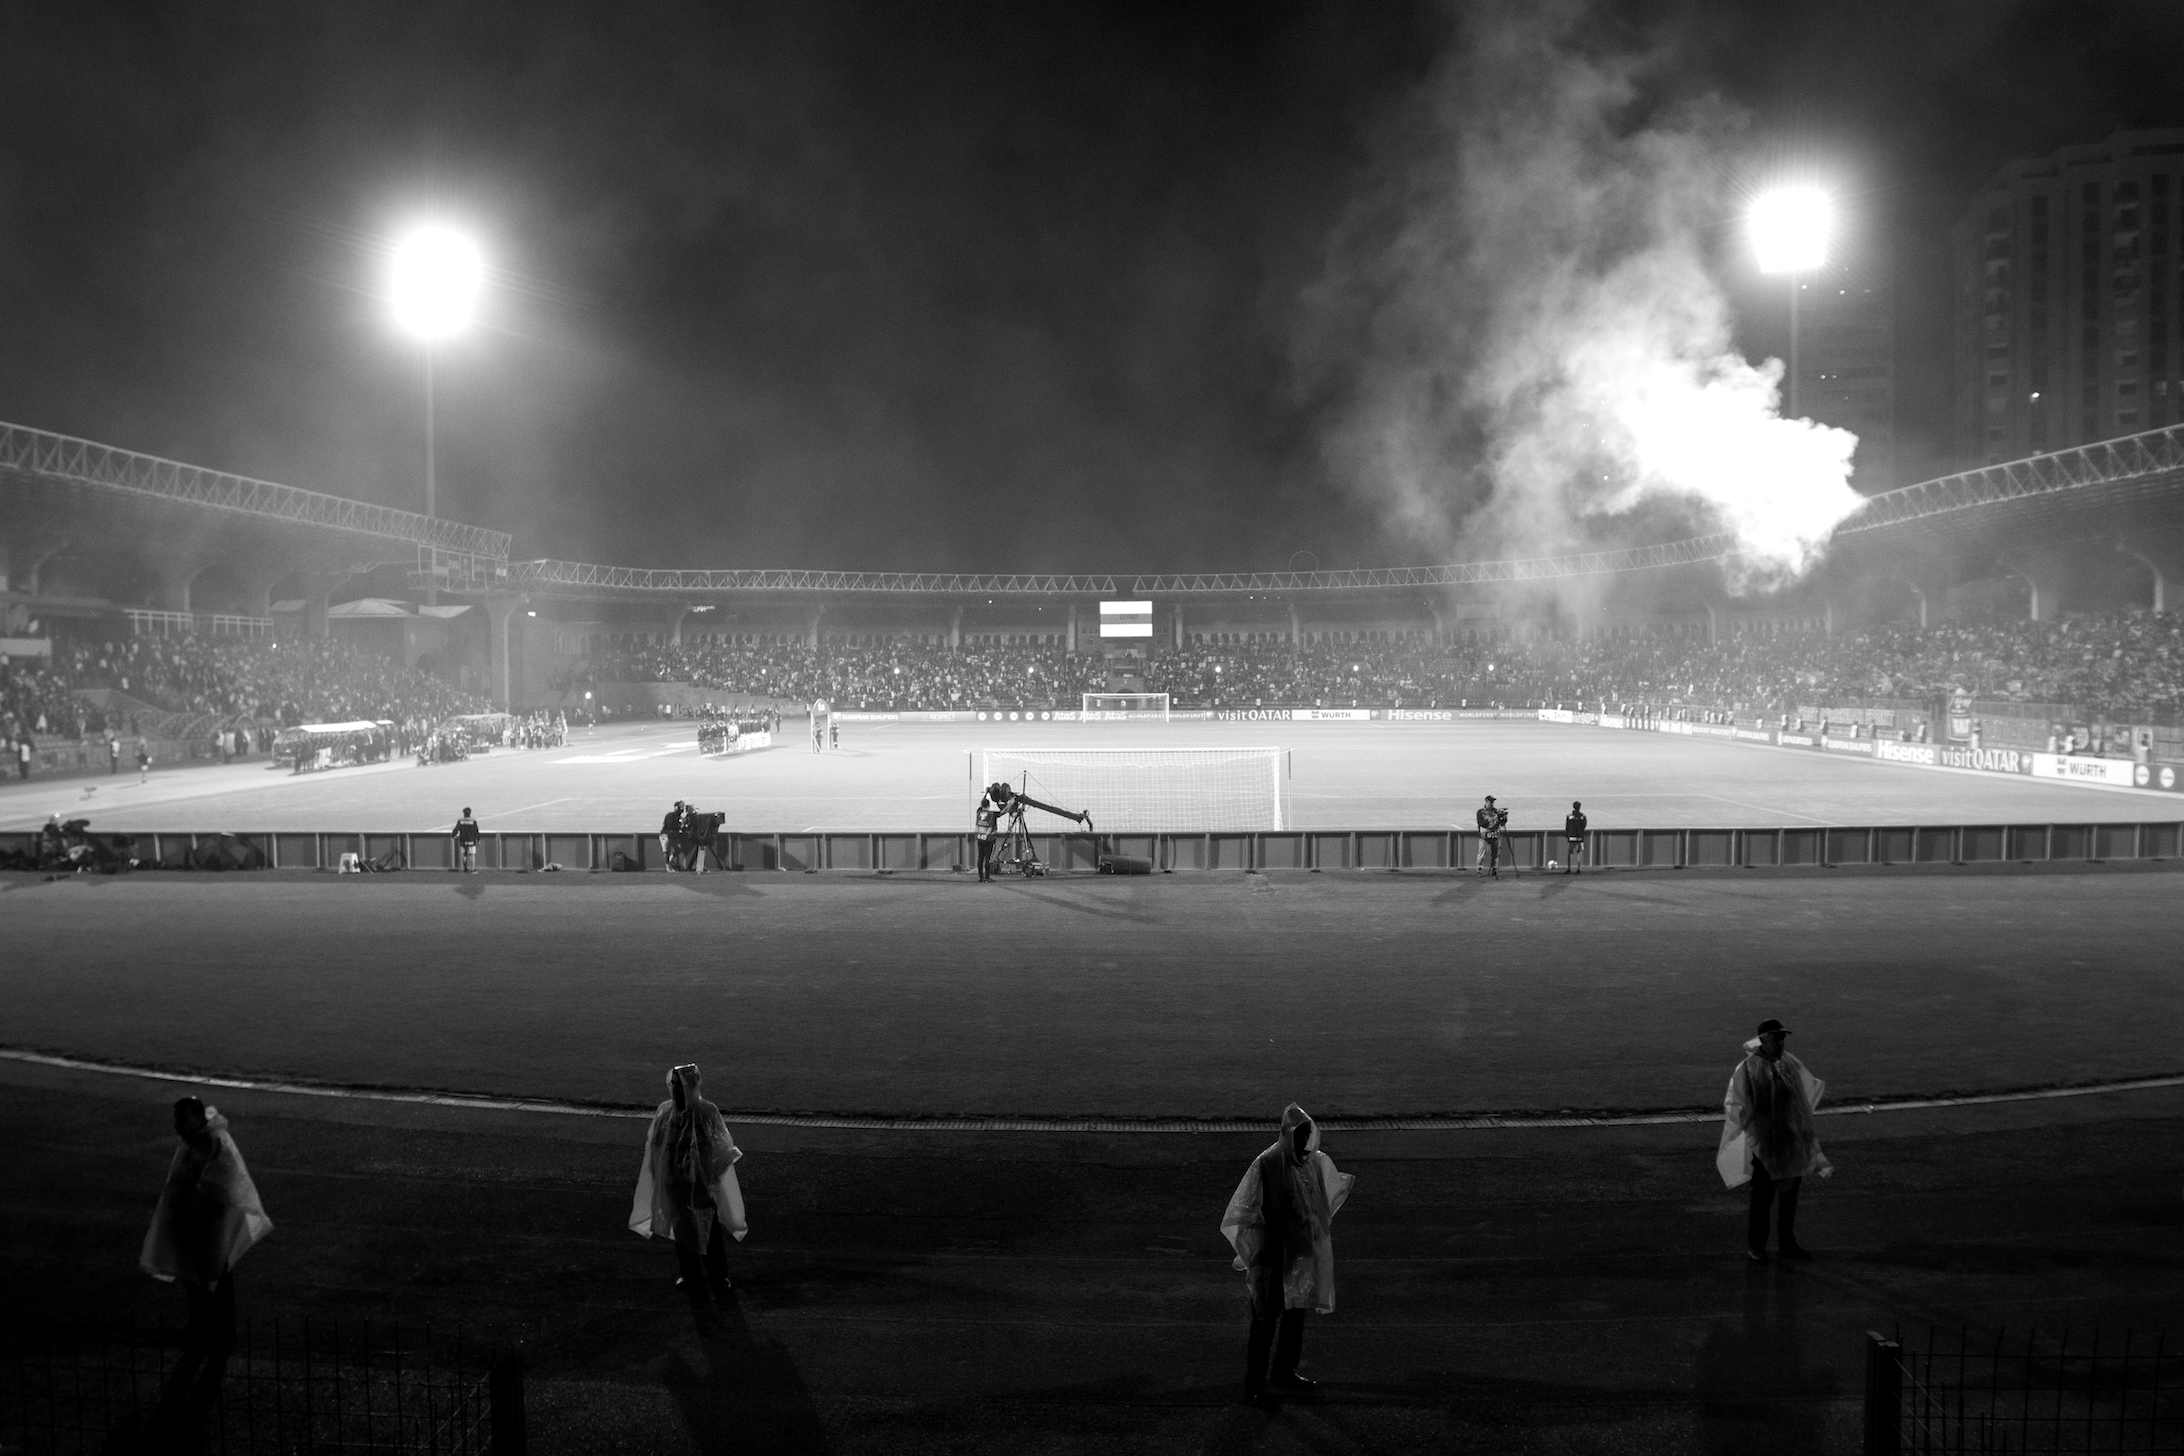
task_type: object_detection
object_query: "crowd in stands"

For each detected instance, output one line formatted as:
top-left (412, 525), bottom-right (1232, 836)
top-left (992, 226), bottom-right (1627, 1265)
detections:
top-left (558, 609), bottom-right (2184, 723)
top-left (2, 634), bottom-right (491, 747)
top-left (555, 638), bottom-right (1104, 710)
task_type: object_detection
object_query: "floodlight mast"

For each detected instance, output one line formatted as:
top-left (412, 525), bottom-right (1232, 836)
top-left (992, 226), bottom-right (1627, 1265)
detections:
top-left (387, 225), bottom-right (484, 546)
top-left (1748, 186), bottom-right (1832, 419)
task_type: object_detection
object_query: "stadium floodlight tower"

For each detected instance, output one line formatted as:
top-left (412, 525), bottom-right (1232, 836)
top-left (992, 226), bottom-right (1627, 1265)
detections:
top-left (387, 223), bottom-right (486, 525)
top-left (1746, 184), bottom-right (1832, 419)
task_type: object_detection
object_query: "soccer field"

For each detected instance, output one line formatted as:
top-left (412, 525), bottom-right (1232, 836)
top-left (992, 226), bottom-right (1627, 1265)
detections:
top-left (0, 715), bottom-right (2173, 834)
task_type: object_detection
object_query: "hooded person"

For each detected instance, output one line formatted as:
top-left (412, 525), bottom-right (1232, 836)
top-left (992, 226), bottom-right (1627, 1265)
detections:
top-left (1717, 1019), bottom-right (1832, 1261)
top-left (140, 1098), bottom-right (273, 1345)
top-left (1219, 1103), bottom-right (1355, 1403)
top-left (631, 1064), bottom-right (747, 1296)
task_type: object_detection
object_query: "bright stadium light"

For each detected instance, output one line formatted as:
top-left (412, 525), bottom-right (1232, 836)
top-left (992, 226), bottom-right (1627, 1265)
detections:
top-left (384, 223), bottom-right (485, 573)
top-left (1747, 186), bottom-right (1831, 276)
top-left (389, 225), bottom-right (485, 341)
top-left (1747, 185), bottom-right (1832, 419)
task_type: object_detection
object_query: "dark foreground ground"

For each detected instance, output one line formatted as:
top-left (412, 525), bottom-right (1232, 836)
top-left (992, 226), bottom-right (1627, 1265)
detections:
top-left (4, 1059), bottom-right (2180, 1455)
top-left (7, 863), bottom-right (2182, 1452)
top-left (6, 864), bottom-right (2183, 1118)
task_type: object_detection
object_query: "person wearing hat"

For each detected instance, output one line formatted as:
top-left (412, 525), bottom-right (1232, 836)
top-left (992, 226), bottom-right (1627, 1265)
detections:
top-left (1474, 795), bottom-right (1509, 877)
top-left (1717, 1019), bottom-right (1832, 1261)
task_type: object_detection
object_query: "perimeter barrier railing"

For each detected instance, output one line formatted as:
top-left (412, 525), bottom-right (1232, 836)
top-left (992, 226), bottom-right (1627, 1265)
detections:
top-left (4, 822), bottom-right (2181, 874)
top-left (0, 1314), bottom-right (523, 1455)
top-left (1863, 1327), bottom-right (2181, 1455)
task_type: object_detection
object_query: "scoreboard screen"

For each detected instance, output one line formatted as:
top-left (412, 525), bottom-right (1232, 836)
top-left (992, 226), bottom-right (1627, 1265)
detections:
top-left (1099, 601), bottom-right (1152, 638)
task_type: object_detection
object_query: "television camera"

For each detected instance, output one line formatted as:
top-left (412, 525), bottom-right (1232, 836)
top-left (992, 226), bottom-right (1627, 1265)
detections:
top-left (983, 784), bottom-right (1093, 879)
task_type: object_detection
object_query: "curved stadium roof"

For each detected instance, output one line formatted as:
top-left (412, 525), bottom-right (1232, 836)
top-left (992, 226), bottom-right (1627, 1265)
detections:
top-left (6, 419), bottom-right (2180, 599)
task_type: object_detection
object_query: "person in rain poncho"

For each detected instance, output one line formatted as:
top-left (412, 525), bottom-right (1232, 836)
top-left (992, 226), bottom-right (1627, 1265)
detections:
top-left (1717, 1019), bottom-right (1832, 1262)
top-left (631, 1064), bottom-right (747, 1297)
top-left (140, 1098), bottom-right (273, 1345)
top-left (1220, 1103), bottom-right (1354, 1403)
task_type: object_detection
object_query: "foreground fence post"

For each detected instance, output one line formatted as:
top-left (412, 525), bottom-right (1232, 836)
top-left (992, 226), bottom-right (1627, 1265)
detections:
top-left (490, 1347), bottom-right (526, 1455)
top-left (1863, 1330), bottom-right (1902, 1456)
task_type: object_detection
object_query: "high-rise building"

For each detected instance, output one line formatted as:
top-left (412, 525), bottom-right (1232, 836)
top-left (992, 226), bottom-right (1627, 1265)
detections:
top-left (1954, 128), bottom-right (2184, 466)
top-left (1795, 254), bottom-right (1896, 491)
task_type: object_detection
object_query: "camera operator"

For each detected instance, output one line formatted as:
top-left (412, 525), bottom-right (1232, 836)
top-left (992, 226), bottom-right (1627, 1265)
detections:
top-left (1474, 794), bottom-right (1508, 879)
top-left (974, 781), bottom-right (1013, 882)
top-left (661, 800), bottom-right (688, 872)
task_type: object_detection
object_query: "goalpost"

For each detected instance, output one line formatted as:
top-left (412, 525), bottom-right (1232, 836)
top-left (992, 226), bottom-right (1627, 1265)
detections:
top-left (972, 747), bottom-right (1288, 832)
top-left (1081, 692), bottom-right (1170, 720)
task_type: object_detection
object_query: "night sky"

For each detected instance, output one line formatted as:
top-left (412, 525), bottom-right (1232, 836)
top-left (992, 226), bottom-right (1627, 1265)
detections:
top-left (2, 1), bottom-right (2179, 575)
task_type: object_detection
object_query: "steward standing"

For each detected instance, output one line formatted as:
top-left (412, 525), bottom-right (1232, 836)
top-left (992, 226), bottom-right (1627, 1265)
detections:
top-left (453, 807), bottom-right (482, 873)
top-left (1717, 1018), bottom-right (1831, 1262)
top-left (1562, 801), bottom-right (1587, 873)
top-left (631, 1064), bottom-right (747, 1301)
top-left (1220, 1103), bottom-right (1355, 1405)
top-left (141, 1097), bottom-right (273, 1347)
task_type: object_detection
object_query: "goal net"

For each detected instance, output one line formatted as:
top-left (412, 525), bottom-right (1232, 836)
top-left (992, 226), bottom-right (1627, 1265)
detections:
top-left (973, 747), bottom-right (1288, 832)
top-left (1081, 692), bottom-right (1170, 720)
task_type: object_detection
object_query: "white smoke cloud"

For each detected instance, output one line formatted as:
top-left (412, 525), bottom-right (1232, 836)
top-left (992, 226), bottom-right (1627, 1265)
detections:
top-left (1299, 1), bottom-right (1863, 588)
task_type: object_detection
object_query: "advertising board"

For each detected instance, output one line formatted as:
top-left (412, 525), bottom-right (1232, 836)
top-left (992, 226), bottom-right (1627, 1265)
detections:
top-left (2132, 763), bottom-right (2182, 792)
top-left (1937, 746), bottom-right (2029, 774)
top-left (2030, 753), bottom-right (2136, 786)
top-left (1820, 737), bottom-right (1875, 755)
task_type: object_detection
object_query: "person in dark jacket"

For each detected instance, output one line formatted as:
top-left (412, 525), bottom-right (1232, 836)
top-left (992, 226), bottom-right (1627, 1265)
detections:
top-left (660, 801), bottom-right (686, 872)
top-left (1474, 795), bottom-right (1508, 877)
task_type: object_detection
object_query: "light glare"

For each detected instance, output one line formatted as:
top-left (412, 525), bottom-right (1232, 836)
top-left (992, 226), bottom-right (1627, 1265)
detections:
top-left (388, 225), bottom-right (485, 340)
top-left (1747, 186), bottom-right (1831, 275)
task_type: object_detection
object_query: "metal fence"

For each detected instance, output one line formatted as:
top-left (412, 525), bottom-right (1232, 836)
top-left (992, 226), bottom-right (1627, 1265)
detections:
top-left (1866, 1328), bottom-right (2181, 1455)
top-left (1, 1316), bottom-right (522, 1455)
top-left (4, 820), bottom-right (2181, 876)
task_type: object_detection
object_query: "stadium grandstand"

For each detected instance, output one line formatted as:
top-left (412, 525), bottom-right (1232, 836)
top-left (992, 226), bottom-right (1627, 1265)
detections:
top-left (7, 417), bottom-right (2184, 778)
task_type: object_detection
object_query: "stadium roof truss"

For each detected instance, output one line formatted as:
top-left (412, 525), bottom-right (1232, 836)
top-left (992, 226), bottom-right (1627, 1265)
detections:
top-left (505, 426), bottom-right (2184, 598)
top-left (0, 420), bottom-right (512, 560)
top-left (11, 417), bottom-right (2180, 601)
top-left (1833, 423), bottom-right (2184, 537)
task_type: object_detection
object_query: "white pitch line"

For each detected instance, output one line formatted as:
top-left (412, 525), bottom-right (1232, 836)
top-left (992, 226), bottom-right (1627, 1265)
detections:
top-left (3, 1048), bottom-right (2179, 1133)
top-left (476, 798), bottom-right (573, 821)
top-left (1695, 793), bottom-right (1839, 827)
